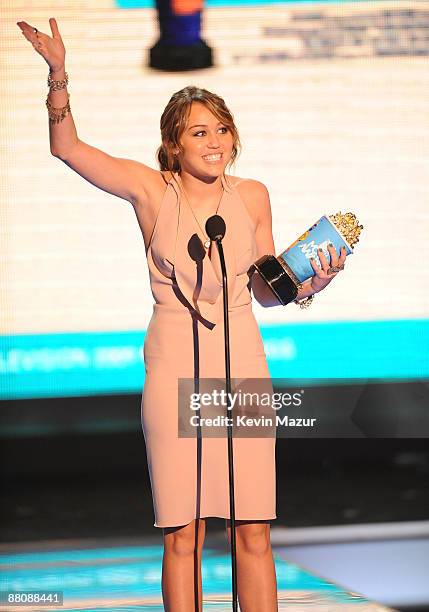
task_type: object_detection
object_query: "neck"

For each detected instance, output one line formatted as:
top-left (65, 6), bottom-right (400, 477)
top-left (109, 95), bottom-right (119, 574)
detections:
top-left (178, 170), bottom-right (224, 205)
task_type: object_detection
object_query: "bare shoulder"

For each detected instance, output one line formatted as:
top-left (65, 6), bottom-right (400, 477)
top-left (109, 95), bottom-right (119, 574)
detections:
top-left (227, 176), bottom-right (271, 228)
top-left (133, 167), bottom-right (171, 206)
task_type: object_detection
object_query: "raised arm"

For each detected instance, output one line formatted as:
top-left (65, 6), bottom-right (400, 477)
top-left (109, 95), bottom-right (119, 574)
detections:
top-left (17, 18), bottom-right (153, 206)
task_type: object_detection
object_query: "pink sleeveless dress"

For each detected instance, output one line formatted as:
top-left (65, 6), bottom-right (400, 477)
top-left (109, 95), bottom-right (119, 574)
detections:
top-left (141, 171), bottom-right (277, 528)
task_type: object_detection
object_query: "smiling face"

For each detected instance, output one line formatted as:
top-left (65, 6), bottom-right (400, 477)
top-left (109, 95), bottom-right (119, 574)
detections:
top-left (176, 102), bottom-right (234, 180)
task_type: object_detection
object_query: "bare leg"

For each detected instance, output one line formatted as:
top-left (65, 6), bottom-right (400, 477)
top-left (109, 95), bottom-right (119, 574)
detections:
top-left (226, 519), bottom-right (278, 612)
top-left (162, 518), bottom-right (206, 612)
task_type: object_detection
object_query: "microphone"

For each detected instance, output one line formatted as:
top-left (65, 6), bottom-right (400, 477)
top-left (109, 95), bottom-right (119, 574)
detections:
top-left (205, 212), bottom-right (239, 611)
top-left (205, 214), bottom-right (226, 242)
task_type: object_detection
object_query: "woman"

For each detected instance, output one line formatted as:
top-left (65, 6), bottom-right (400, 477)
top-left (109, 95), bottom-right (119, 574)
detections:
top-left (17, 18), bottom-right (346, 611)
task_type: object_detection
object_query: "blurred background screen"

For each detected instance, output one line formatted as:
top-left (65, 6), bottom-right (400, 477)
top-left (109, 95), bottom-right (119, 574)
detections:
top-left (1, 0), bottom-right (428, 433)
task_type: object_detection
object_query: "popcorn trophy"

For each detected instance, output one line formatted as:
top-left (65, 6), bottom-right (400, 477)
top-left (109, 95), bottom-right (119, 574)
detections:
top-left (253, 212), bottom-right (363, 306)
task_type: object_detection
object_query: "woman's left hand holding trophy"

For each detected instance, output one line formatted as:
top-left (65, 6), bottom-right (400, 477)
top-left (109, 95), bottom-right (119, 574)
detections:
top-left (252, 211), bottom-right (362, 309)
top-left (308, 243), bottom-right (347, 294)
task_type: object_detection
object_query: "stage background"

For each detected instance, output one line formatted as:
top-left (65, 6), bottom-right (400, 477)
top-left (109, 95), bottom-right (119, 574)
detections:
top-left (1, 0), bottom-right (428, 434)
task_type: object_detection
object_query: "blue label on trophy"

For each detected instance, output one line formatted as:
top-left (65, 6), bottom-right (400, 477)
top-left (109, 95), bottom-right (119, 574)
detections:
top-left (279, 215), bottom-right (353, 283)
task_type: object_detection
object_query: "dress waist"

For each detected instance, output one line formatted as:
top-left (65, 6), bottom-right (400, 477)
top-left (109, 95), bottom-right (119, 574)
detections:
top-left (152, 300), bottom-right (252, 317)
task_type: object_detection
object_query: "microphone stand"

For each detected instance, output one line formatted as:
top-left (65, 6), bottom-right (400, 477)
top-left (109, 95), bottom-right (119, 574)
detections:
top-left (214, 236), bottom-right (238, 612)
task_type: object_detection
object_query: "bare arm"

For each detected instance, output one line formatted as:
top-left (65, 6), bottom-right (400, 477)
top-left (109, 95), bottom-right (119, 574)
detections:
top-left (244, 180), bottom-right (314, 307)
top-left (17, 18), bottom-right (153, 206)
top-left (46, 66), bottom-right (78, 156)
top-left (47, 65), bottom-right (154, 205)
top-left (47, 65), bottom-right (155, 206)
top-left (247, 181), bottom-right (280, 307)
top-left (56, 137), bottom-right (156, 206)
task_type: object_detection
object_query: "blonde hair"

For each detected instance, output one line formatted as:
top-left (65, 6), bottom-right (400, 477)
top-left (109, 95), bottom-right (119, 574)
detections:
top-left (157, 86), bottom-right (241, 180)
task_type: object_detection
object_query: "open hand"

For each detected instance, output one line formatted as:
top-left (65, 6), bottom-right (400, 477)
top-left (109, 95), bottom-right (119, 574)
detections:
top-left (309, 243), bottom-right (346, 294)
top-left (17, 18), bottom-right (65, 73)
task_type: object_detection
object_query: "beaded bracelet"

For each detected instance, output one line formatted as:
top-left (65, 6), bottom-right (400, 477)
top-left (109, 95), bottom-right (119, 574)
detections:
top-left (294, 294), bottom-right (315, 309)
top-left (45, 93), bottom-right (71, 124)
top-left (47, 70), bottom-right (69, 91)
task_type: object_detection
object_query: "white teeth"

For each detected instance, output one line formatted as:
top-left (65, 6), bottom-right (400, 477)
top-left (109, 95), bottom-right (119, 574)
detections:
top-left (203, 154), bottom-right (222, 161)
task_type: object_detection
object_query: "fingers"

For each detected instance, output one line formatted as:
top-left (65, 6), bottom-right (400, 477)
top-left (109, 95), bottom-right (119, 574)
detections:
top-left (317, 247), bottom-right (330, 274)
top-left (310, 245), bottom-right (347, 278)
top-left (327, 246), bottom-right (347, 276)
top-left (324, 244), bottom-right (347, 271)
top-left (49, 17), bottom-right (61, 40)
top-left (17, 20), bottom-right (49, 58)
top-left (327, 243), bottom-right (338, 267)
top-left (309, 257), bottom-right (321, 276)
top-left (17, 20), bottom-right (36, 35)
top-left (17, 21), bottom-right (39, 44)
top-left (327, 244), bottom-right (347, 267)
top-left (17, 19), bottom-right (58, 42)
top-left (338, 246), bottom-right (347, 266)
top-left (17, 20), bottom-right (30, 31)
